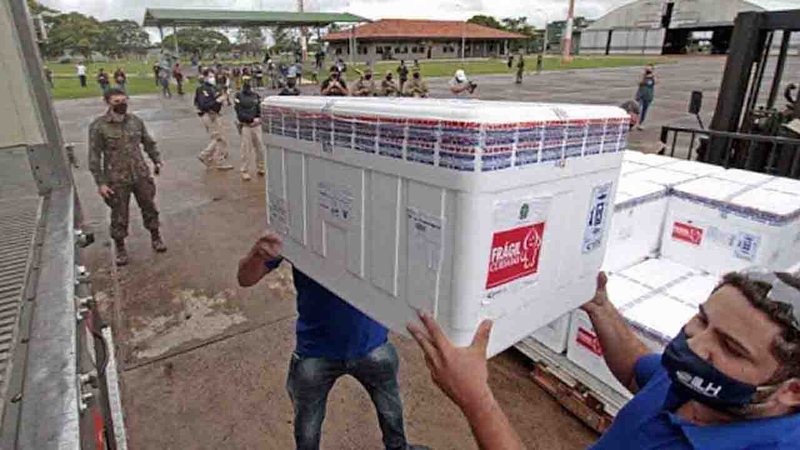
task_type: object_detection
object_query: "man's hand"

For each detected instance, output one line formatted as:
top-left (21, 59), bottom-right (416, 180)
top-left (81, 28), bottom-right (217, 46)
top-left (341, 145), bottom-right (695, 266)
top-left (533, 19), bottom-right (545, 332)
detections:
top-left (407, 311), bottom-right (494, 412)
top-left (252, 117), bottom-right (262, 127)
top-left (98, 184), bottom-right (115, 199)
top-left (581, 272), bottom-right (610, 316)
top-left (251, 231), bottom-right (283, 262)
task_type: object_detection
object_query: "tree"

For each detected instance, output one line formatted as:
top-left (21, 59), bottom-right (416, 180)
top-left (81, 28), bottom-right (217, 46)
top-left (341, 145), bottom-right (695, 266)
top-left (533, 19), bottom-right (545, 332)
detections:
top-left (43, 12), bottom-right (102, 59)
top-left (95, 20), bottom-right (150, 58)
top-left (269, 26), bottom-right (298, 54)
top-left (27, 0), bottom-right (57, 15)
top-left (162, 28), bottom-right (231, 57)
top-left (501, 17), bottom-right (538, 53)
top-left (467, 15), bottom-right (504, 30)
top-left (237, 27), bottom-right (265, 57)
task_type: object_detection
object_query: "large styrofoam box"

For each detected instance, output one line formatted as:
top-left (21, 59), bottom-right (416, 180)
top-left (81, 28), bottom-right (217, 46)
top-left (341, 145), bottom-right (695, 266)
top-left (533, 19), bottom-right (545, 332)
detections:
top-left (618, 258), bottom-right (699, 291)
top-left (603, 179), bottom-right (668, 272)
top-left (620, 160), bottom-right (650, 176)
top-left (662, 177), bottom-right (800, 274)
top-left (262, 97), bottom-right (629, 355)
top-left (566, 274), bottom-right (652, 394)
top-left (623, 167), bottom-right (699, 189)
top-left (622, 150), bottom-right (676, 168)
top-left (663, 159), bottom-right (724, 177)
top-left (624, 293), bottom-right (698, 352)
top-left (531, 313), bottom-right (571, 354)
top-left (763, 176), bottom-right (800, 196)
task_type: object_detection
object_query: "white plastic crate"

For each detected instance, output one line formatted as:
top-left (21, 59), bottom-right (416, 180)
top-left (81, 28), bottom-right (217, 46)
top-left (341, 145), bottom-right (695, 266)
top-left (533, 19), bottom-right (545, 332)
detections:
top-left (602, 179), bottom-right (668, 272)
top-left (262, 97), bottom-right (629, 355)
top-left (661, 176), bottom-right (800, 274)
top-left (531, 313), bottom-right (571, 354)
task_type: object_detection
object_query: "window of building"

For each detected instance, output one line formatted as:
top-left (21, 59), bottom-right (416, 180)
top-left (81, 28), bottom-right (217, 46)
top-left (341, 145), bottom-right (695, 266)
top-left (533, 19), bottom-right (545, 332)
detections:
top-left (358, 46), bottom-right (369, 55)
top-left (335, 47), bottom-right (343, 55)
top-left (376, 46), bottom-right (384, 54)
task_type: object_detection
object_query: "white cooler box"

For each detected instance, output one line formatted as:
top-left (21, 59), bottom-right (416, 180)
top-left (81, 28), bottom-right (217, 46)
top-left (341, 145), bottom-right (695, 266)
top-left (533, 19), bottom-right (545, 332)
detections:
top-left (262, 97), bottom-right (629, 355)
top-left (531, 313), bottom-right (571, 354)
top-left (661, 175), bottom-right (800, 275)
top-left (602, 178), bottom-right (668, 272)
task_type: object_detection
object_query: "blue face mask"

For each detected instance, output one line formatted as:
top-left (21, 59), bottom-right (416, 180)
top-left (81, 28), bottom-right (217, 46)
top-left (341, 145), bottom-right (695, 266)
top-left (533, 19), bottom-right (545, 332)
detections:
top-left (662, 329), bottom-right (761, 410)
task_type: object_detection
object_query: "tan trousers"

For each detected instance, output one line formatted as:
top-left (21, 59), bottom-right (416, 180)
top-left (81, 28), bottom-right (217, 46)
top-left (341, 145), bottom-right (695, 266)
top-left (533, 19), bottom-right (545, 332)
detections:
top-left (240, 124), bottom-right (265, 173)
top-left (199, 112), bottom-right (229, 164)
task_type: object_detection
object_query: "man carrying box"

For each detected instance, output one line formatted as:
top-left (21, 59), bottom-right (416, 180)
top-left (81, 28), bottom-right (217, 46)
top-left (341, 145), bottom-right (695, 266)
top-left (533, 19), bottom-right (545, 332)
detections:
top-left (238, 231), bottom-right (428, 450)
top-left (408, 269), bottom-right (800, 449)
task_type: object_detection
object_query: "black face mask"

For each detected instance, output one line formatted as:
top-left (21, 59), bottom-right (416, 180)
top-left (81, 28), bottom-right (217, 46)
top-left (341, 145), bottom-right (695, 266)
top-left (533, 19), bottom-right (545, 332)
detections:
top-left (111, 103), bottom-right (128, 115)
top-left (365, 75), bottom-right (372, 80)
top-left (243, 83), bottom-right (252, 92)
top-left (413, 73), bottom-right (420, 80)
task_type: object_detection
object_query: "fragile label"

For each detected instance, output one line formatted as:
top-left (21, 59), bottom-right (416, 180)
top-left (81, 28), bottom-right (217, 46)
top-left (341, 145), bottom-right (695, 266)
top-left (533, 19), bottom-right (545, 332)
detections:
top-left (672, 222), bottom-right (704, 246)
top-left (576, 327), bottom-right (603, 356)
top-left (318, 182), bottom-right (354, 225)
top-left (485, 222), bottom-right (545, 289)
top-left (582, 183), bottom-right (613, 253)
top-left (268, 196), bottom-right (289, 235)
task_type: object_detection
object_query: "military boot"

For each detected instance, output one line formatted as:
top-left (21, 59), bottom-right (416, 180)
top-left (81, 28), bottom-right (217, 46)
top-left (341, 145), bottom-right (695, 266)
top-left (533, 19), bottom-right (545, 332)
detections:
top-left (114, 239), bottom-right (129, 266)
top-left (151, 230), bottom-right (167, 253)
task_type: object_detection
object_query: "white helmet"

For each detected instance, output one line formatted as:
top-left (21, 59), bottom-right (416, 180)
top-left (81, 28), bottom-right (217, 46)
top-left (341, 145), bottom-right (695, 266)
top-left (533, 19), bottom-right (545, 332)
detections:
top-left (455, 69), bottom-right (466, 82)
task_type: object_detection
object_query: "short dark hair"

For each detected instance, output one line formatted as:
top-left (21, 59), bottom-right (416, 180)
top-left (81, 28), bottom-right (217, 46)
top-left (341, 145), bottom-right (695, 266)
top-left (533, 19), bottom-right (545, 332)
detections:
top-left (103, 87), bottom-right (127, 102)
top-left (717, 272), bottom-right (800, 382)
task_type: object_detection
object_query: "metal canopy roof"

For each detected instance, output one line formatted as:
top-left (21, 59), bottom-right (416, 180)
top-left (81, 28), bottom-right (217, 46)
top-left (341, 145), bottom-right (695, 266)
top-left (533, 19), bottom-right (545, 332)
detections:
top-left (143, 8), bottom-right (367, 28)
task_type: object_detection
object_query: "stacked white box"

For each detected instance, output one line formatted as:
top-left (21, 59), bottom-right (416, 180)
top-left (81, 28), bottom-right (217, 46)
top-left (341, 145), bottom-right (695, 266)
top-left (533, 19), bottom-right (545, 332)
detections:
top-left (618, 257), bottom-right (699, 290)
top-left (602, 179), bottom-right (669, 272)
top-left (661, 174), bottom-right (800, 275)
top-left (624, 293), bottom-right (697, 353)
top-left (531, 313), bottom-right (571, 354)
top-left (667, 272), bottom-right (721, 307)
top-left (262, 97), bottom-right (629, 355)
top-left (624, 166), bottom-right (699, 189)
top-left (567, 274), bottom-right (653, 393)
top-left (662, 159), bottom-right (725, 177)
top-left (622, 151), bottom-right (677, 168)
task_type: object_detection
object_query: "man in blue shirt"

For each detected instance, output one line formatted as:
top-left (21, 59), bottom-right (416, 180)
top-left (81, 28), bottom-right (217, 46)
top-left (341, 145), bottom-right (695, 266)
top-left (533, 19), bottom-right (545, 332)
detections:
top-left (238, 232), bottom-right (427, 450)
top-left (407, 270), bottom-right (800, 449)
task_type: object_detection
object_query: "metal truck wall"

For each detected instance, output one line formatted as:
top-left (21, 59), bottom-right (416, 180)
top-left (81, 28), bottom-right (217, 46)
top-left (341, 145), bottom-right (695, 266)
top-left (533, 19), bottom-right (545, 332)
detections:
top-left (580, 30), bottom-right (609, 55)
top-left (0, 0), bottom-right (45, 149)
top-left (588, 28), bottom-right (665, 55)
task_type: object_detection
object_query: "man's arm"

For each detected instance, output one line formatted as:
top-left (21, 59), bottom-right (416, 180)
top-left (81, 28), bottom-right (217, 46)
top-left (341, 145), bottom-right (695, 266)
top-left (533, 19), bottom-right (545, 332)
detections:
top-left (408, 314), bottom-right (524, 450)
top-left (87, 122), bottom-right (107, 187)
top-left (140, 120), bottom-right (161, 165)
top-left (582, 272), bottom-right (650, 393)
top-left (237, 231), bottom-right (284, 287)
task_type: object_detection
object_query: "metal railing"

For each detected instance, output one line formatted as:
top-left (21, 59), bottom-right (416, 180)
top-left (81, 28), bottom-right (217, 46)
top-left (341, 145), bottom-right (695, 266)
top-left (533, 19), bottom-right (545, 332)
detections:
top-left (659, 125), bottom-right (800, 178)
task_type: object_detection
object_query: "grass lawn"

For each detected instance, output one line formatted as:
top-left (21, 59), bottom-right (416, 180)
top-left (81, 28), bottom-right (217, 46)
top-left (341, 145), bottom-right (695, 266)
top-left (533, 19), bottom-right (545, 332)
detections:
top-left (47, 55), bottom-right (674, 100)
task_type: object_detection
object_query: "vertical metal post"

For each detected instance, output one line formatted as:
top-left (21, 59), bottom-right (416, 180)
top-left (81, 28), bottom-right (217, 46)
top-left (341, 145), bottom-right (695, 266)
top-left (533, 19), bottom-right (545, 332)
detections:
top-left (173, 25), bottom-right (179, 57)
top-left (562, 0), bottom-right (575, 62)
top-left (766, 31), bottom-right (791, 110)
top-left (461, 22), bottom-right (466, 61)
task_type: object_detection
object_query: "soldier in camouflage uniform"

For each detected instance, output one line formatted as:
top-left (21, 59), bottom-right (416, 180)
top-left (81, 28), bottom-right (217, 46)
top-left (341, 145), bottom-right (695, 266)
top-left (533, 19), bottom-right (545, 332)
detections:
top-left (88, 88), bottom-right (167, 266)
top-left (380, 72), bottom-right (399, 97)
top-left (352, 69), bottom-right (377, 96)
top-left (402, 68), bottom-right (429, 98)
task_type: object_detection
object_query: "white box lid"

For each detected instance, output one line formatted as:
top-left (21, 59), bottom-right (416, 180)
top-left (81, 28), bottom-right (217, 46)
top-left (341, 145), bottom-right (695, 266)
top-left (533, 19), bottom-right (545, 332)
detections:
top-left (730, 187), bottom-right (800, 217)
top-left (712, 169), bottom-right (774, 186)
top-left (621, 160), bottom-right (650, 176)
top-left (624, 167), bottom-right (698, 188)
top-left (614, 178), bottom-right (667, 209)
top-left (763, 177), bottom-right (800, 196)
top-left (672, 176), bottom-right (748, 201)
top-left (667, 274), bottom-right (720, 307)
top-left (664, 160), bottom-right (724, 177)
top-left (606, 275), bottom-right (655, 309)
top-left (619, 258), bottom-right (697, 290)
top-left (623, 294), bottom-right (697, 342)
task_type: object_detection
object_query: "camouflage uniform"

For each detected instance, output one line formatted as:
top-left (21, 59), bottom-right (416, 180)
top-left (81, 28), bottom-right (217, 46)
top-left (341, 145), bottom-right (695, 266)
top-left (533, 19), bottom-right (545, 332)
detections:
top-left (88, 112), bottom-right (161, 242)
top-left (352, 77), bottom-right (377, 96)
top-left (403, 77), bottom-right (429, 97)
top-left (380, 76), bottom-right (399, 97)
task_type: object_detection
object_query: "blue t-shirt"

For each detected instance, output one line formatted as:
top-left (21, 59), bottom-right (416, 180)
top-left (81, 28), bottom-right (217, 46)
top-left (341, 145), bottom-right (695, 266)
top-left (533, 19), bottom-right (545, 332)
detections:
top-left (266, 259), bottom-right (388, 360)
top-left (592, 354), bottom-right (800, 450)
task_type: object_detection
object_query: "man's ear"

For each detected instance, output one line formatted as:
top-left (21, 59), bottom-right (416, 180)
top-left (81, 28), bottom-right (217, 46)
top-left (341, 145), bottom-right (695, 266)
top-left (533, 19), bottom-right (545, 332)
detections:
top-left (774, 378), bottom-right (800, 411)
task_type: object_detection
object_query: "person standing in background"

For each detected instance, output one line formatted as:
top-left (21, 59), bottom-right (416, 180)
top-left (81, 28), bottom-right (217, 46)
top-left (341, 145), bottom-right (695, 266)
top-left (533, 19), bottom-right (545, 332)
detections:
top-left (233, 77), bottom-right (265, 181)
top-left (44, 66), bottom-right (54, 88)
top-left (194, 71), bottom-right (233, 171)
top-left (173, 63), bottom-right (184, 96)
top-left (396, 60), bottom-right (409, 92)
top-left (320, 67), bottom-right (349, 96)
top-left (635, 64), bottom-right (656, 130)
top-left (158, 68), bottom-right (172, 98)
top-left (114, 67), bottom-right (126, 91)
top-left (507, 54), bottom-right (514, 70)
top-left (76, 62), bottom-right (87, 87)
top-left (97, 68), bottom-right (110, 94)
top-left (153, 62), bottom-right (160, 87)
top-left (536, 54), bottom-right (544, 75)
top-left (515, 55), bottom-right (525, 84)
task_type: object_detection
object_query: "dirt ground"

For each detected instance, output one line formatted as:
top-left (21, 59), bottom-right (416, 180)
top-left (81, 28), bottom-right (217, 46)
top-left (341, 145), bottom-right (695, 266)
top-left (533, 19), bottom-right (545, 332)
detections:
top-left (53, 56), bottom-right (796, 449)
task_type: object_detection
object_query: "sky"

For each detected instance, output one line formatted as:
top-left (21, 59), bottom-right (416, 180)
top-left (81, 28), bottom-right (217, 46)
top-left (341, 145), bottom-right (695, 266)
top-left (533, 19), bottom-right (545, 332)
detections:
top-left (41, 0), bottom-right (799, 34)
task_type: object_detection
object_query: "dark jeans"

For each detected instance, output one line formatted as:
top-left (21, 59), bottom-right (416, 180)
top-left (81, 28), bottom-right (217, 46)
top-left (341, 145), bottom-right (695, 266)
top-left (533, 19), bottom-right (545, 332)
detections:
top-left (639, 98), bottom-right (652, 124)
top-left (286, 342), bottom-right (408, 450)
top-left (79, 75), bottom-right (87, 87)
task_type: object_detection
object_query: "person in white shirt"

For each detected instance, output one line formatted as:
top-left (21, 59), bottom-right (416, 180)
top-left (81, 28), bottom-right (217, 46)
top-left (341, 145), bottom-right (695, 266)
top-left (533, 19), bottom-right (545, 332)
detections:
top-left (449, 69), bottom-right (476, 97)
top-left (76, 63), bottom-right (87, 88)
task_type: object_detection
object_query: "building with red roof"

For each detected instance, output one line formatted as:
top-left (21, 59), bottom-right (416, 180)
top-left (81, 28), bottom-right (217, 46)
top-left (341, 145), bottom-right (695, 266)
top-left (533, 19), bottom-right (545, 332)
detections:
top-left (322, 19), bottom-right (527, 62)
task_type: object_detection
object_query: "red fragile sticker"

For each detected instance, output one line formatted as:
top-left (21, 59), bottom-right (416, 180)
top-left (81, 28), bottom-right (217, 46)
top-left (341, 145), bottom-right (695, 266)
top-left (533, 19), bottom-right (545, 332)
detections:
top-left (576, 327), bottom-right (604, 356)
top-left (672, 222), bottom-right (704, 245)
top-left (486, 222), bottom-right (545, 289)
